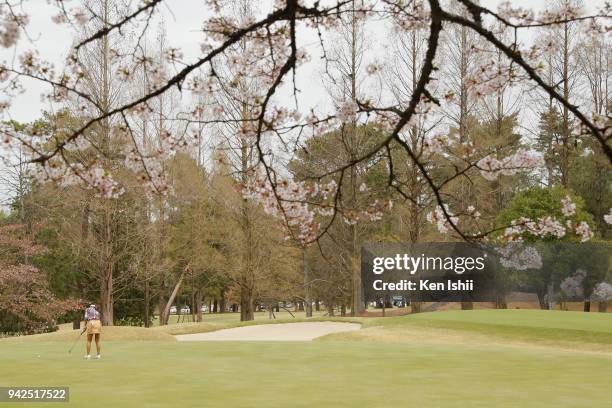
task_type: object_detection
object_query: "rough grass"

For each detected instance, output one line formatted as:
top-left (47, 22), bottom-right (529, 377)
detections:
top-left (321, 310), bottom-right (612, 353)
top-left (0, 325), bottom-right (175, 342)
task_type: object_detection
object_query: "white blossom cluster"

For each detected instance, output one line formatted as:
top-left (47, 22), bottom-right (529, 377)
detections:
top-left (422, 133), bottom-right (448, 155)
top-left (343, 199), bottom-right (393, 225)
top-left (477, 149), bottom-right (544, 181)
top-left (503, 215), bottom-right (594, 242)
top-left (560, 269), bottom-right (586, 298)
top-left (592, 282), bottom-right (612, 302)
top-left (574, 221), bottom-right (594, 242)
top-left (504, 216), bottom-right (563, 241)
top-left (604, 209), bottom-right (612, 226)
top-left (504, 195), bottom-right (594, 242)
top-left (243, 172), bottom-right (393, 241)
top-left (560, 195), bottom-right (576, 217)
top-left (498, 0), bottom-right (586, 27)
top-left (51, 8), bottom-right (88, 26)
top-left (426, 204), bottom-right (458, 234)
top-left (0, 11), bottom-right (27, 48)
top-left (465, 205), bottom-right (481, 220)
top-left (388, 0), bottom-right (430, 32)
top-left (538, 1), bottom-right (584, 25)
top-left (242, 175), bottom-right (336, 243)
top-left (335, 101), bottom-right (359, 123)
top-left (30, 161), bottom-right (124, 199)
top-left (421, 132), bottom-right (475, 159)
top-left (498, 243), bottom-right (543, 270)
top-left (466, 57), bottom-right (515, 99)
top-left (497, 2), bottom-right (535, 26)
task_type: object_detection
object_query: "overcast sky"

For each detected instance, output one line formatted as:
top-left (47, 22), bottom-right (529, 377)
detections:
top-left (0, 0), bottom-right (606, 123)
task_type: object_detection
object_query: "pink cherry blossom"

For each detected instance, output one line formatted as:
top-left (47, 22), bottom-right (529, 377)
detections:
top-left (336, 101), bottom-right (359, 123)
top-left (575, 221), bottom-right (593, 242)
top-left (560, 195), bottom-right (576, 217)
top-left (593, 282), bottom-right (612, 301)
top-left (498, 243), bottom-right (543, 270)
top-left (560, 269), bottom-right (586, 298)
top-left (426, 205), bottom-right (458, 234)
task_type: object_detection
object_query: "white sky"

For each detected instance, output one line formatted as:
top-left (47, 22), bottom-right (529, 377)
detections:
top-left (0, 0), bottom-right (606, 123)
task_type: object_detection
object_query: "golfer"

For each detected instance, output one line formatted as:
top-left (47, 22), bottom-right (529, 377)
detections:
top-left (84, 304), bottom-right (102, 360)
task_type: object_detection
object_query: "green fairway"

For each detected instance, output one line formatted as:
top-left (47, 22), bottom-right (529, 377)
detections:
top-left (406, 309), bottom-right (612, 333)
top-left (1, 309), bottom-right (611, 407)
top-left (361, 309), bottom-right (612, 349)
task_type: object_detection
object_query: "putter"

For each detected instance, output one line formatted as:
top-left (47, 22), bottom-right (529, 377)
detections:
top-left (68, 327), bottom-right (87, 354)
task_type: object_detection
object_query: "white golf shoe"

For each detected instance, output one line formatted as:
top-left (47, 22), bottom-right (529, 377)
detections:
top-left (95, 354), bottom-right (101, 360)
top-left (84, 355), bottom-right (91, 360)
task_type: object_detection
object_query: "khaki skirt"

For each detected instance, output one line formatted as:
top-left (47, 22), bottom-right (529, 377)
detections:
top-left (86, 320), bottom-right (102, 335)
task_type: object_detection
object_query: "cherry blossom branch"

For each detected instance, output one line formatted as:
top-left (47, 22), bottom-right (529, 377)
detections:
top-left (439, 3), bottom-right (612, 163)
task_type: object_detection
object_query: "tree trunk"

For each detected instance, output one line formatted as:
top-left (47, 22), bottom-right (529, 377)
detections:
top-left (240, 287), bottom-right (254, 321)
top-left (303, 249), bottom-right (312, 317)
top-left (347, 6), bottom-right (364, 318)
top-left (213, 299), bottom-right (218, 313)
top-left (144, 279), bottom-right (151, 327)
top-left (194, 289), bottom-right (202, 322)
top-left (327, 304), bottom-right (334, 317)
top-left (219, 289), bottom-right (226, 313)
top-left (190, 292), bottom-right (196, 322)
top-left (305, 300), bottom-right (313, 318)
top-left (100, 264), bottom-right (113, 326)
top-left (382, 296), bottom-right (386, 317)
top-left (537, 291), bottom-right (549, 310)
top-left (496, 294), bottom-right (507, 309)
top-left (598, 302), bottom-right (607, 313)
top-left (560, 20), bottom-right (570, 187)
top-left (98, 0), bottom-right (114, 328)
top-left (411, 284), bottom-right (422, 314)
top-left (160, 267), bottom-right (187, 325)
top-left (583, 300), bottom-right (591, 312)
top-left (158, 279), bottom-right (168, 325)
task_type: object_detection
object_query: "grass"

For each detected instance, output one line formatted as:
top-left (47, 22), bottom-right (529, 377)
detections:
top-left (1, 309), bottom-right (611, 407)
top-left (351, 309), bottom-right (612, 351)
top-left (2, 326), bottom-right (175, 342)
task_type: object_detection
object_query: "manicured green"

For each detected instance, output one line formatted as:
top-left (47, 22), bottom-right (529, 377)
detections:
top-left (372, 309), bottom-right (612, 348)
top-left (404, 309), bottom-right (612, 332)
top-left (1, 309), bottom-right (611, 407)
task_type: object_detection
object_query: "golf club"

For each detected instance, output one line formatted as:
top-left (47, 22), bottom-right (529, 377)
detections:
top-left (68, 327), bottom-right (87, 354)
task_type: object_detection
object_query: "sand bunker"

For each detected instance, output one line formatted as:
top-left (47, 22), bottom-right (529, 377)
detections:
top-left (175, 322), bottom-right (361, 341)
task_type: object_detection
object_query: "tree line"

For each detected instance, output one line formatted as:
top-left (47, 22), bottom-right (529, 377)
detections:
top-left (0, 0), bottom-right (610, 334)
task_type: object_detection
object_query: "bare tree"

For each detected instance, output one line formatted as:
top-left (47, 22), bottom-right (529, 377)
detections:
top-left (322, 0), bottom-right (368, 316)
